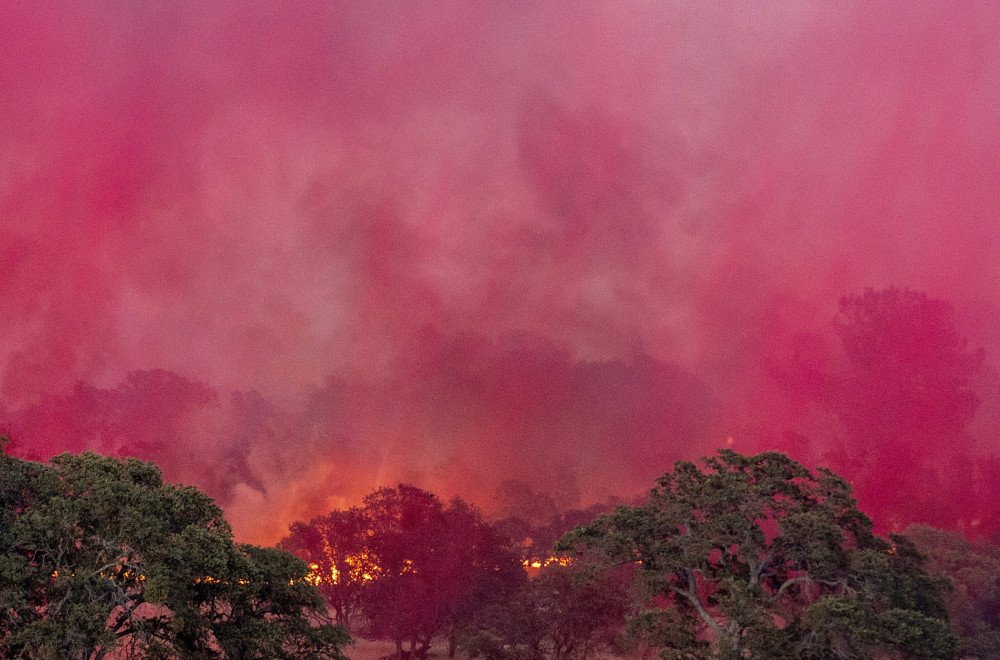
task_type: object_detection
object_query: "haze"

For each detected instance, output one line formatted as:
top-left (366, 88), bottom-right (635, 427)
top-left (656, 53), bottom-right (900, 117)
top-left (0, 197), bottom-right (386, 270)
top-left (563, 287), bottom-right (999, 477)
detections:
top-left (2, 1), bottom-right (999, 543)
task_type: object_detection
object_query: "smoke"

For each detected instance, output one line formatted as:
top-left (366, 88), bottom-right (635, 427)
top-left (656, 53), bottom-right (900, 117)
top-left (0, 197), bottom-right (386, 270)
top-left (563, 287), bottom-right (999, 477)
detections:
top-left (2, 1), bottom-right (1000, 542)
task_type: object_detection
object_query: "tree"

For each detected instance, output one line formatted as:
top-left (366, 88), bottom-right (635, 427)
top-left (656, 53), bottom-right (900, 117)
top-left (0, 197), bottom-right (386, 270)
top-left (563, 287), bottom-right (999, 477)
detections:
top-left (462, 560), bottom-right (630, 660)
top-left (557, 449), bottom-right (955, 660)
top-left (777, 288), bottom-right (992, 533)
top-left (906, 524), bottom-right (1000, 659)
top-left (494, 501), bottom-right (617, 575)
top-left (282, 485), bottom-right (523, 659)
top-left (282, 508), bottom-right (375, 630)
top-left (0, 439), bottom-right (349, 659)
top-left (363, 486), bottom-right (525, 659)
top-left (831, 288), bottom-right (984, 448)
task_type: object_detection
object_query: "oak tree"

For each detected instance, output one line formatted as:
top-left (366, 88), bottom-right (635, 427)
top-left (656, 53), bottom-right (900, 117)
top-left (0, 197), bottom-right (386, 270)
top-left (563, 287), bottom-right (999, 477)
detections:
top-left (0, 440), bottom-right (349, 659)
top-left (557, 449), bottom-right (955, 659)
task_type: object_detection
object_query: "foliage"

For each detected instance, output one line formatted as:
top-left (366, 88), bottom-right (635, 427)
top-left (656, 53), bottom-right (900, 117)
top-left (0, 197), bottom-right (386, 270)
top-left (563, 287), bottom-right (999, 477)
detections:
top-left (906, 524), bottom-right (1000, 659)
top-left (283, 508), bottom-right (374, 629)
top-left (557, 449), bottom-right (956, 660)
top-left (0, 439), bottom-right (349, 659)
top-left (463, 561), bottom-right (630, 660)
top-left (283, 485), bottom-right (524, 659)
top-left (494, 502), bottom-right (617, 571)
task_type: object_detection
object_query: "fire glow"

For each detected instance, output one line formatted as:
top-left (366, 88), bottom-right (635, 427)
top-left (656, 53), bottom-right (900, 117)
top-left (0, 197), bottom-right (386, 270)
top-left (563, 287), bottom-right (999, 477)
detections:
top-left (1, 2), bottom-right (999, 546)
top-left (524, 557), bottom-right (573, 571)
top-left (304, 554), bottom-right (388, 587)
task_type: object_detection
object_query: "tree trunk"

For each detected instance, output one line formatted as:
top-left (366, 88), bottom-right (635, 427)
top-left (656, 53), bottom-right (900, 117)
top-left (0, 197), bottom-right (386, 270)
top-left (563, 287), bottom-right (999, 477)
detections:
top-left (416, 634), bottom-right (432, 660)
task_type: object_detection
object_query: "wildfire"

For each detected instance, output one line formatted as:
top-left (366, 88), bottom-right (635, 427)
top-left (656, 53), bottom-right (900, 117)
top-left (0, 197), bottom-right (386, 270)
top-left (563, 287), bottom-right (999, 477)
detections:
top-left (523, 556), bottom-right (572, 569)
top-left (522, 556), bottom-right (572, 577)
top-left (305, 552), bottom-right (383, 586)
top-left (195, 576), bottom-right (251, 585)
top-left (304, 551), bottom-right (557, 587)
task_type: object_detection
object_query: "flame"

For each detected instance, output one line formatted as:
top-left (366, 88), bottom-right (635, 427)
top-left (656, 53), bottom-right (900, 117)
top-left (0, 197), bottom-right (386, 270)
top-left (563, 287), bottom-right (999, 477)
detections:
top-left (195, 576), bottom-right (251, 585)
top-left (303, 552), bottom-right (385, 586)
top-left (522, 556), bottom-right (572, 574)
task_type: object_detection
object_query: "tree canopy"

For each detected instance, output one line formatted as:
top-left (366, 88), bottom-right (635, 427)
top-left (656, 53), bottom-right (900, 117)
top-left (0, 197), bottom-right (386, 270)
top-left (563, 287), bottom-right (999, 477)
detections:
top-left (906, 524), bottom-right (1000, 659)
top-left (282, 507), bottom-right (374, 630)
top-left (557, 449), bottom-right (955, 660)
top-left (282, 484), bottom-right (524, 659)
top-left (462, 560), bottom-right (630, 660)
top-left (0, 439), bottom-right (349, 659)
top-left (775, 287), bottom-right (995, 535)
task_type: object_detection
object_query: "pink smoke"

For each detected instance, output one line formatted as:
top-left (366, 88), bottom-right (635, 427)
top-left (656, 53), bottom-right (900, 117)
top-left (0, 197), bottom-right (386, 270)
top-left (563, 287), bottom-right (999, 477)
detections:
top-left (2, 2), bottom-right (999, 543)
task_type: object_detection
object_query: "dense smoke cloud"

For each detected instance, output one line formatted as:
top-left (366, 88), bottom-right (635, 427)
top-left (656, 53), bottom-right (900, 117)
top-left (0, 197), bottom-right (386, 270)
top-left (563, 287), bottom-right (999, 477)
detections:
top-left (2, 1), bottom-right (999, 542)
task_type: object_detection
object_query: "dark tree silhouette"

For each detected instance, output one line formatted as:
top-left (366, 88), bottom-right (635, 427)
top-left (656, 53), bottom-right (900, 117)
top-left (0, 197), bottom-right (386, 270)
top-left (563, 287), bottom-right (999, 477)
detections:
top-left (777, 288), bottom-right (994, 534)
top-left (282, 507), bottom-right (374, 630)
top-left (283, 485), bottom-right (523, 659)
top-left (464, 561), bottom-right (630, 660)
top-left (830, 289), bottom-right (989, 532)
top-left (831, 288), bottom-right (984, 446)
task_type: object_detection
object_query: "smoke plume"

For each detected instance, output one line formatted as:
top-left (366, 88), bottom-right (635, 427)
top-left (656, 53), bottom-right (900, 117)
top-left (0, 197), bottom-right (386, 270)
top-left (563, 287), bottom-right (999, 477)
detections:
top-left (2, 1), bottom-right (999, 542)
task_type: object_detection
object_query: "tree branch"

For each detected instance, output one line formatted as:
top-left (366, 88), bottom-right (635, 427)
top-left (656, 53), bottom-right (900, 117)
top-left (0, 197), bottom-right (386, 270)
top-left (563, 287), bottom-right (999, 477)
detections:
top-left (669, 570), bottom-right (723, 642)
top-left (769, 575), bottom-right (810, 603)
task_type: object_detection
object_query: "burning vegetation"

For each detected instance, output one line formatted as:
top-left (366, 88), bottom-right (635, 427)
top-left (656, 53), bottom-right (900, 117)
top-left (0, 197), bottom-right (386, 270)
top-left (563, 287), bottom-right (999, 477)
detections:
top-left (4, 2), bottom-right (1000, 658)
top-left (3, 286), bottom-right (1000, 659)
top-left (5, 434), bottom-right (1000, 659)
top-left (281, 485), bottom-right (524, 659)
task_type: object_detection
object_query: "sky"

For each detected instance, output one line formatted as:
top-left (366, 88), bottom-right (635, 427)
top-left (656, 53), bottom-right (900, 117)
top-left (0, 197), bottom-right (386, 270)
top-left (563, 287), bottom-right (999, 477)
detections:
top-left (2, 1), bottom-right (1000, 544)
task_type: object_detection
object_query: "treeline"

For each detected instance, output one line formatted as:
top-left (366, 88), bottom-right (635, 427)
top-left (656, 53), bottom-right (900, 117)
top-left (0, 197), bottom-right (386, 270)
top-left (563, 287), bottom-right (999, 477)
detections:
top-left (3, 440), bottom-right (1000, 659)
top-left (283, 451), bottom-right (1000, 660)
top-left (279, 484), bottom-right (628, 660)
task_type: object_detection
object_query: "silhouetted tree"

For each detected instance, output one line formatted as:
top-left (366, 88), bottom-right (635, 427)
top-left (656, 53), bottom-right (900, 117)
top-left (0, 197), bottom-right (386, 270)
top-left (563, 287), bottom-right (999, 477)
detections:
top-left (7, 369), bottom-right (220, 460)
top-left (492, 489), bottom-right (617, 574)
top-left (364, 486), bottom-right (525, 659)
top-left (463, 561), bottom-right (630, 660)
top-left (283, 485), bottom-right (523, 659)
top-left (558, 449), bottom-right (955, 660)
top-left (533, 562), bottom-right (630, 660)
top-left (831, 287), bottom-right (984, 447)
top-left (778, 288), bottom-right (993, 533)
top-left (282, 507), bottom-right (375, 630)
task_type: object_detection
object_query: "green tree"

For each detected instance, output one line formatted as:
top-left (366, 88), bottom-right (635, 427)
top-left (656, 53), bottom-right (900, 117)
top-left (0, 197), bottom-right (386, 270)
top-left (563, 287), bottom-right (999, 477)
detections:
top-left (0, 439), bottom-right (349, 659)
top-left (557, 449), bottom-right (955, 660)
top-left (462, 561), bottom-right (630, 660)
